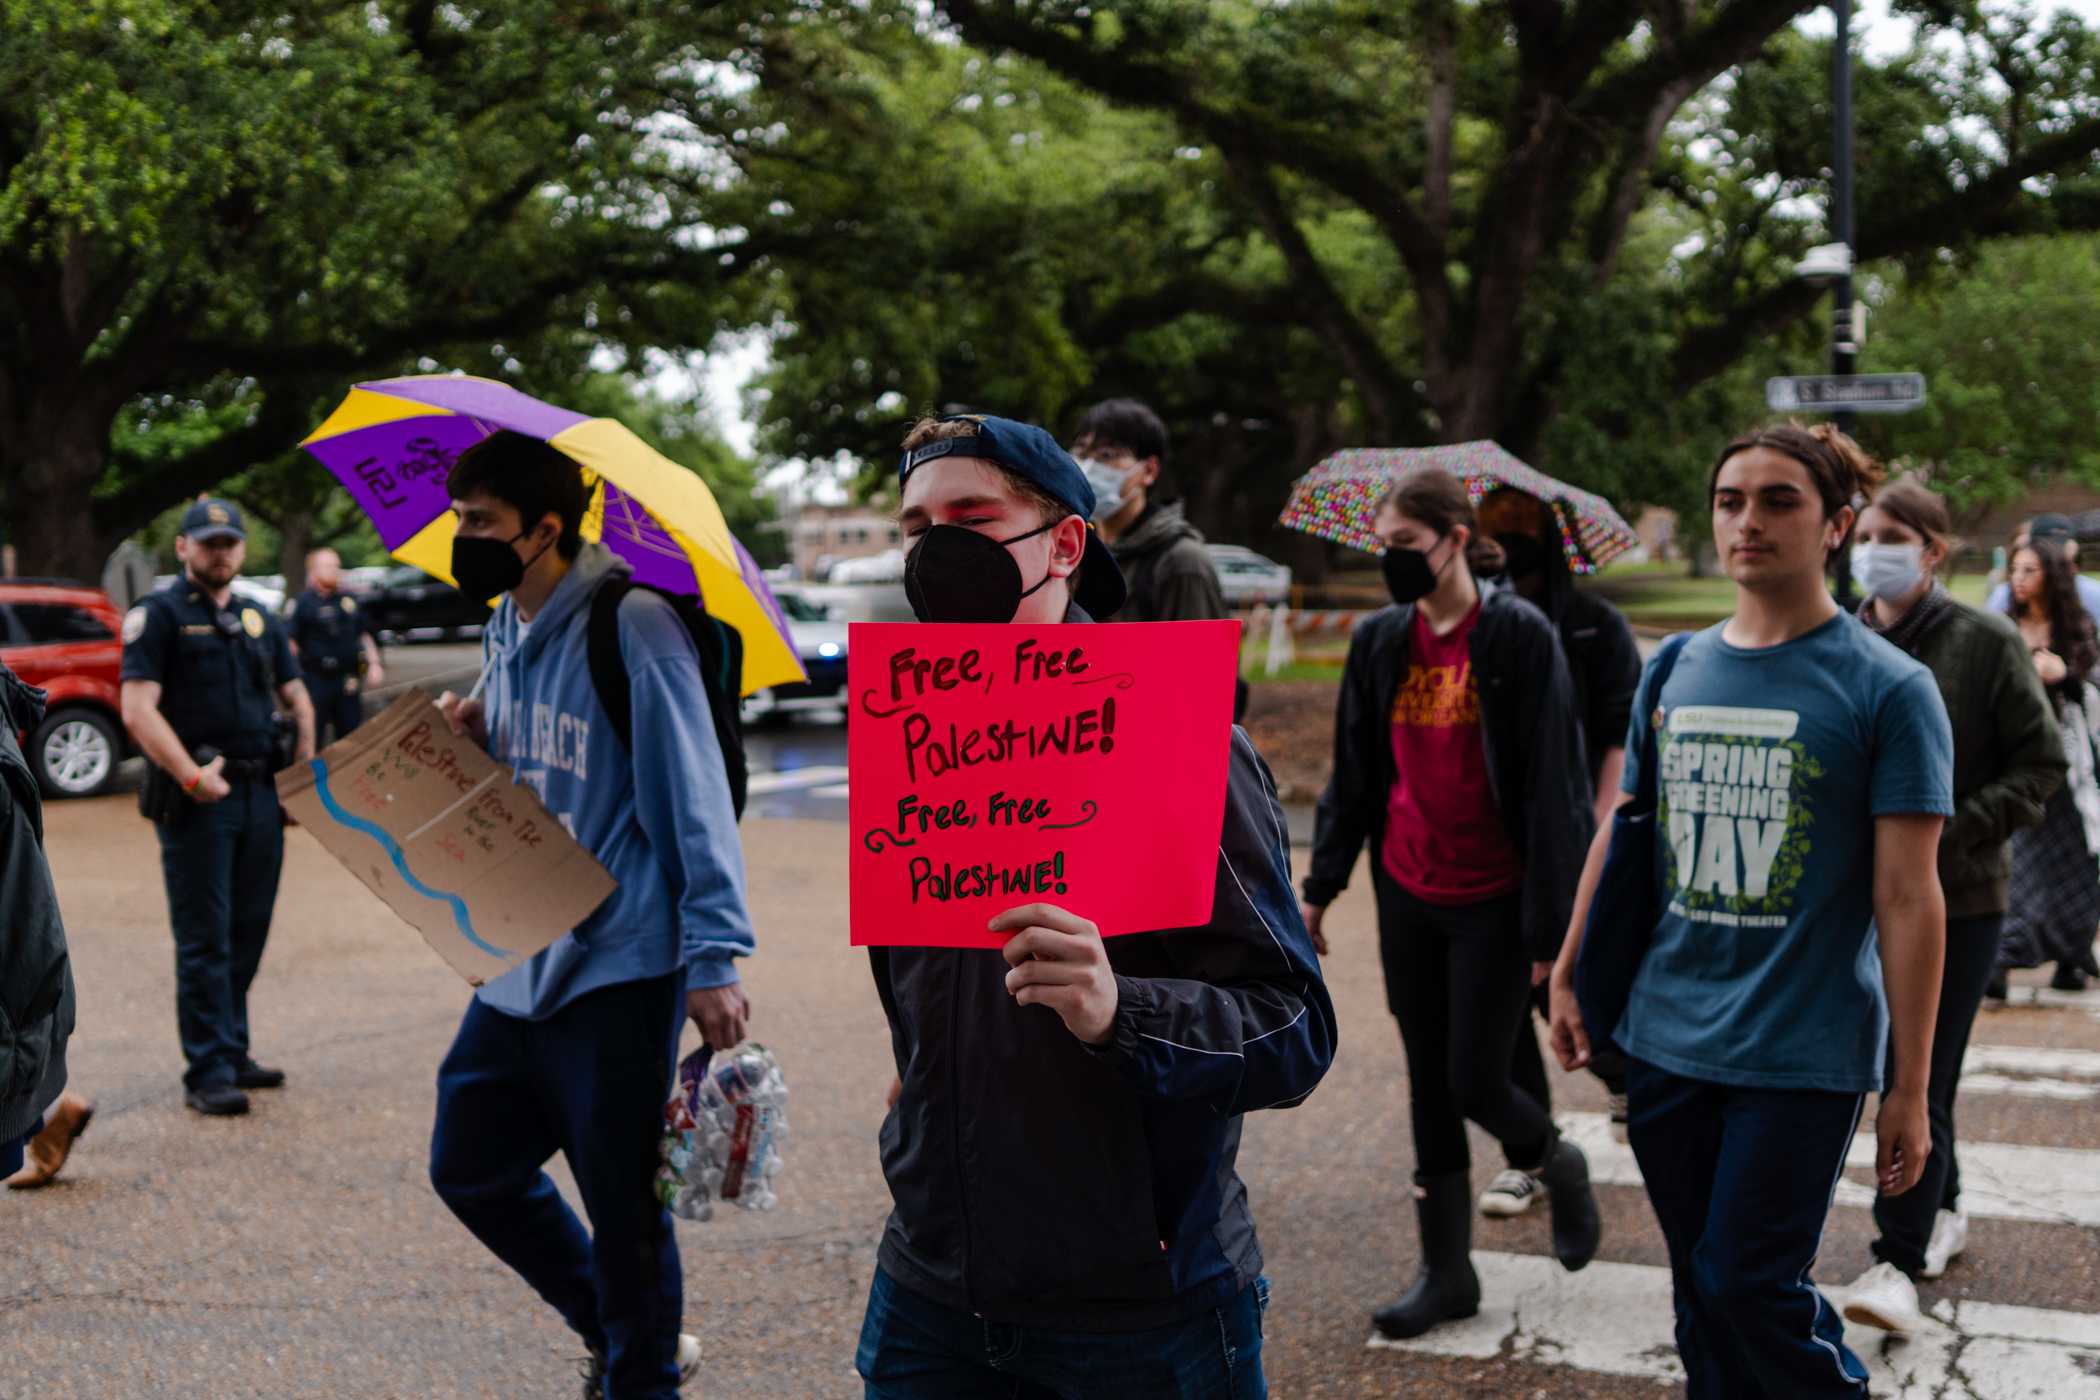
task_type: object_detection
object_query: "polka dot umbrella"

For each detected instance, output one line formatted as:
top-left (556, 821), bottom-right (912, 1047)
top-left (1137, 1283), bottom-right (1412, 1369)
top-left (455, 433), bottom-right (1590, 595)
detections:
top-left (1278, 441), bottom-right (1638, 574)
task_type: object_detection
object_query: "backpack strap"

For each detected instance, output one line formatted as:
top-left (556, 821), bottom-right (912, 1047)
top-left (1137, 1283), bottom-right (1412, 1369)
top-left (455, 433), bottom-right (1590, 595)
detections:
top-left (1632, 632), bottom-right (1692, 814)
top-left (586, 578), bottom-right (637, 754)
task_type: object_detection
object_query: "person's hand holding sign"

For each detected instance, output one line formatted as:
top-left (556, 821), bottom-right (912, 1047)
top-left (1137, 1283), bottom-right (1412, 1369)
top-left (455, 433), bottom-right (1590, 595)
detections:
top-left (992, 903), bottom-right (1119, 1044)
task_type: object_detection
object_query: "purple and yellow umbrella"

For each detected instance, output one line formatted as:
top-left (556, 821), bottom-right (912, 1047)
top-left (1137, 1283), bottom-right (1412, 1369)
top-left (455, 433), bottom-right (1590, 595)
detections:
top-left (1278, 441), bottom-right (1638, 575)
top-left (299, 375), bottom-right (803, 695)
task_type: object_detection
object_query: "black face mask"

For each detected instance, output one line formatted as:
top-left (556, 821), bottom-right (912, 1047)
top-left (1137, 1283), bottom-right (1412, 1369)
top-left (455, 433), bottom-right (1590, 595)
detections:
top-left (1495, 531), bottom-right (1549, 580)
top-left (905, 522), bottom-right (1056, 624)
top-left (1381, 535), bottom-right (1452, 606)
top-left (452, 528), bottom-right (553, 601)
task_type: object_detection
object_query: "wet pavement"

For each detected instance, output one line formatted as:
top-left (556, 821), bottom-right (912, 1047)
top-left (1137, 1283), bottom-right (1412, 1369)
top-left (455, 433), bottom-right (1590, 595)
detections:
top-left (9, 644), bottom-right (2098, 1398)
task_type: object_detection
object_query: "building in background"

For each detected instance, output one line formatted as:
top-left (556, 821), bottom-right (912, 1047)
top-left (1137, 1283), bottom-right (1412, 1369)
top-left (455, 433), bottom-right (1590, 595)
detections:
top-left (790, 502), bottom-right (902, 580)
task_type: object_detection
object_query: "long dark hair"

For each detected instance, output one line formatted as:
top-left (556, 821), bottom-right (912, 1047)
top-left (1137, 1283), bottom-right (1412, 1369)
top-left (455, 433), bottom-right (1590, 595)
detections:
top-left (2006, 541), bottom-right (2099, 681)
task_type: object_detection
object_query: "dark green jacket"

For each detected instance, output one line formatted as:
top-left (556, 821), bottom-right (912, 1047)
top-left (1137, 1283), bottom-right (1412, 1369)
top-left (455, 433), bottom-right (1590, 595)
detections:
top-left (1905, 601), bottom-right (2065, 917)
top-left (2, 663), bottom-right (75, 1142)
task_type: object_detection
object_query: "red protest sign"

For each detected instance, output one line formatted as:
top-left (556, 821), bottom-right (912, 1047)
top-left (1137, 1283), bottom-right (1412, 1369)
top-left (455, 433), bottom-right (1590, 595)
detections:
top-left (848, 620), bottom-right (1241, 948)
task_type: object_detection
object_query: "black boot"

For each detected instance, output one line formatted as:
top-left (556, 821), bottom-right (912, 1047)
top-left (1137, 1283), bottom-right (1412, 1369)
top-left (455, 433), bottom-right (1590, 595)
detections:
top-left (1372, 1170), bottom-right (1481, 1340)
top-left (1535, 1130), bottom-right (1601, 1272)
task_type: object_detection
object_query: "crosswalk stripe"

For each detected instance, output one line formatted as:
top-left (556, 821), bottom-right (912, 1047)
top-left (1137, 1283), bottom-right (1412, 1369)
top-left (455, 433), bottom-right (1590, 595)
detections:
top-left (1562, 1112), bottom-right (2100, 1228)
top-left (1963, 1045), bottom-right (2100, 1079)
top-left (1955, 1044), bottom-right (2100, 1100)
top-left (1366, 1250), bottom-right (2100, 1397)
top-left (1994, 984), bottom-right (2100, 1019)
top-left (745, 765), bottom-right (851, 796)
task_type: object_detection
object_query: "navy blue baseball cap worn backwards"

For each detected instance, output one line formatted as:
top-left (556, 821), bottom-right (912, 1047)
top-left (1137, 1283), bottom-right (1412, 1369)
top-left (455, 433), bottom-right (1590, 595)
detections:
top-left (898, 415), bottom-right (1127, 620)
top-left (179, 498), bottom-right (247, 542)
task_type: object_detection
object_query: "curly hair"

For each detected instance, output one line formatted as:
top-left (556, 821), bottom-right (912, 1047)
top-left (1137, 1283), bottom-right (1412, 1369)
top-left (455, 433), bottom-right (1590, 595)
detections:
top-left (2005, 540), bottom-right (2100, 684)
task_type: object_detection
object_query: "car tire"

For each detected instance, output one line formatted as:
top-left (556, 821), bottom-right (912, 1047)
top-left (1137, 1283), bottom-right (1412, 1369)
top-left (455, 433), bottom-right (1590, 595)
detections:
top-left (30, 708), bottom-right (122, 799)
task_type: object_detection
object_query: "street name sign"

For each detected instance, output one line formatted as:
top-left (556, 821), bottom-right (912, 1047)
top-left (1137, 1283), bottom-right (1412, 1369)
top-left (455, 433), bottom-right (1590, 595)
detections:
top-left (1766, 373), bottom-right (1927, 414)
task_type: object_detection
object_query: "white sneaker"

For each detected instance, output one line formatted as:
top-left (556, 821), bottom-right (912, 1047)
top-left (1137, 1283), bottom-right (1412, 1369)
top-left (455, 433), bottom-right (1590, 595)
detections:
top-left (1478, 1169), bottom-right (1544, 1218)
top-left (1841, 1262), bottom-right (1925, 1338)
top-left (1922, 1207), bottom-right (1969, 1280)
top-left (678, 1332), bottom-right (702, 1385)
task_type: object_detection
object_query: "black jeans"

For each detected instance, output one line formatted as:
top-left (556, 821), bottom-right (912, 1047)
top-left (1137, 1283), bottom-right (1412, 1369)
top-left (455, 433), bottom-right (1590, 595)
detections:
top-left (1504, 985), bottom-right (1629, 1168)
top-left (155, 777), bottom-right (284, 1090)
top-left (1626, 1058), bottom-right (1869, 1399)
top-left (1373, 867), bottom-right (1552, 1176)
top-left (1872, 911), bottom-right (2004, 1277)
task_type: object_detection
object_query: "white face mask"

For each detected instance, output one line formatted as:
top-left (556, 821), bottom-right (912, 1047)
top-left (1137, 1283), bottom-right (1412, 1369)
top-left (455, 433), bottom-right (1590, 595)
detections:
top-left (1850, 541), bottom-right (1927, 601)
top-left (1078, 457), bottom-right (1138, 521)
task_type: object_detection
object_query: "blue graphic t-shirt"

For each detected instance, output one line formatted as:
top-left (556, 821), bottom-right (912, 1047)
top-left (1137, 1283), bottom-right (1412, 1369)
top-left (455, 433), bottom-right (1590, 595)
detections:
top-left (1618, 612), bottom-right (1953, 1093)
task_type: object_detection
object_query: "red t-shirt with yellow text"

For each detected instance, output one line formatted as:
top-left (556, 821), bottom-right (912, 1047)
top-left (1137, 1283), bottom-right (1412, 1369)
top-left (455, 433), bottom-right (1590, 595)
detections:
top-left (1379, 603), bottom-right (1524, 904)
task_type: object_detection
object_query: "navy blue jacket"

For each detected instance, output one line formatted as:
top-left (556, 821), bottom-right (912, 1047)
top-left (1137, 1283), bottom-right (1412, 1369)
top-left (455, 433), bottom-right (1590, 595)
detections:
top-left (870, 698), bottom-right (1335, 1330)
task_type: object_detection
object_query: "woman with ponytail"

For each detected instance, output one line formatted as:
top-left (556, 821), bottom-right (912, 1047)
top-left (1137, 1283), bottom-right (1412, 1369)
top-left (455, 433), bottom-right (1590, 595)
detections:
top-left (1835, 478), bottom-right (2063, 1337)
top-left (1304, 467), bottom-right (1600, 1341)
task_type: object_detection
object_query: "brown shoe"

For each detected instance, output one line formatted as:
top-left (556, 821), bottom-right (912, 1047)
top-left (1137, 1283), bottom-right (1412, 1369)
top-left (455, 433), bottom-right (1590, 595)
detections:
top-left (6, 1092), bottom-right (94, 1189)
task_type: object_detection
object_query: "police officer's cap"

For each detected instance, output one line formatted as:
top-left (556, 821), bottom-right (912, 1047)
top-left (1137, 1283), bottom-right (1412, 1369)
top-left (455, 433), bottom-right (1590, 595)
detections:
top-left (180, 498), bottom-right (247, 542)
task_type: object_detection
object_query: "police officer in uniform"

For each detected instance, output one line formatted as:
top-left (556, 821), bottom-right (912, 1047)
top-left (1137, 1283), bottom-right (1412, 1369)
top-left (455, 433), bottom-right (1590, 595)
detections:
top-left (286, 547), bottom-right (384, 746)
top-left (119, 500), bottom-right (315, 1117)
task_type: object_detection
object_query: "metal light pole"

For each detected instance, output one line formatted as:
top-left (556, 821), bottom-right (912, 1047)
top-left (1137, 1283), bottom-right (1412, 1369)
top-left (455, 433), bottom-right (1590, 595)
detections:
top-left (1831, 0), bottom-right (1857, 427)
top-left (1830, 0), bottom-right (1860, 605)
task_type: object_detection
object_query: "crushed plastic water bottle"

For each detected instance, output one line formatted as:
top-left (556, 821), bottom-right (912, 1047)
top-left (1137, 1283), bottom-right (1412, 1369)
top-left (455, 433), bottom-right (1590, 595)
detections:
top-left (655, 1043), bottom-right (788, 1222)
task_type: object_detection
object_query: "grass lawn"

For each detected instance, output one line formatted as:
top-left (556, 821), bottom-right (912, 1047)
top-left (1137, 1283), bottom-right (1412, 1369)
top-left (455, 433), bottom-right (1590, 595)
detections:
top-left (1584, 560), bottom-right (1994, 630)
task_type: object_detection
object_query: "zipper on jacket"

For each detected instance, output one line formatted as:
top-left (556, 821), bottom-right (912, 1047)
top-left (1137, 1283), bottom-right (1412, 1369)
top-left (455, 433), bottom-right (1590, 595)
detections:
top-left (946, 957), bottom-right (979, 1315)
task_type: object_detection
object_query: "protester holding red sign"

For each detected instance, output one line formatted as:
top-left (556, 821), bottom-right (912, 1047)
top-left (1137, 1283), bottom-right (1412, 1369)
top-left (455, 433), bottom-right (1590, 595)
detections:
top-left (1303, 468), bottom-right (1601, 1342)
top-left (856, 414), bottom-right (1335, 1400)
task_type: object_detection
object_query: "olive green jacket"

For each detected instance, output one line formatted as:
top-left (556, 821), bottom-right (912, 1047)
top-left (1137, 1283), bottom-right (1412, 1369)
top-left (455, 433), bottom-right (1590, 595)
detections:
top-left (1908, 601), bottom-right (2066, 917)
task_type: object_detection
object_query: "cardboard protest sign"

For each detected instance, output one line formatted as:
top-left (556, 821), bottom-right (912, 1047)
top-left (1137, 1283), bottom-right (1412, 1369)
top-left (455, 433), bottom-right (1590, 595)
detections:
top-left (276, 689), bottom-right (616, 985)
top-left (848, 620), bottom-right (1241, 948)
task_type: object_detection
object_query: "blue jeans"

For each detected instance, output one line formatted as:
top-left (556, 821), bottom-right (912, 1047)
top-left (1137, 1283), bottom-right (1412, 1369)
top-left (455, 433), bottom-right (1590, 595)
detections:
top-left (429, 973), bottom-right (684, 1400)
top-left (856, 1267), bottom-right (1268, 1400)
top-left (155, 777), bottom-right (284, 1090)
top-left (1626, 1058), bottom-right (1868, 1399)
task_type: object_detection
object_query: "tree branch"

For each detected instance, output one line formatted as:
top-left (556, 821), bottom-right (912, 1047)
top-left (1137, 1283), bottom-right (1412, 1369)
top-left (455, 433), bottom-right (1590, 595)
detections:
top-left (1220, 155), bottom-right (1416, 440)
top-left (934, 0), bottom-right (1456, 350)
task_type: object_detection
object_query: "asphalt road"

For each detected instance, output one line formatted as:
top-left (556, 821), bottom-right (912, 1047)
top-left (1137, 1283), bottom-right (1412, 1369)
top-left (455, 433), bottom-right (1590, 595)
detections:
top-left (11, 649), bottom-right (2100, 1398)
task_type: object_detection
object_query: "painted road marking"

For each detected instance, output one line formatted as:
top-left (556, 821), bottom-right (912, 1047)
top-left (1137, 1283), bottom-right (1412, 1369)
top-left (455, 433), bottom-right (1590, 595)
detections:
top-left (1994, 984), bottom-right (2100, 1019)
top-left (1958, 1044), bottom-right (2100, 1100)
top-left (1562, 1112), bottom-right (2100, 1228)
top-left (1367, 1250), bottom-right (2100, 1398)
top-left (745, 765), bottom-right (851, 796)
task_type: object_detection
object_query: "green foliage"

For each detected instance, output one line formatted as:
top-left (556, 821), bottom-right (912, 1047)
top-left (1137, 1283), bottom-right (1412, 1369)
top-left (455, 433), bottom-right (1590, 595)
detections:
top-left (1856, 235), bottom-right (2100, 508)
top-left (0, 0), bottom-right (804, 575)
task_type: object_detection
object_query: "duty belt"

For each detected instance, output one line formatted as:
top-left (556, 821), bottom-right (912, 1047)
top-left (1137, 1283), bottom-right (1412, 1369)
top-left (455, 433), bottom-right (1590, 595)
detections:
top-left (221, 757), bottom-right (275, 782)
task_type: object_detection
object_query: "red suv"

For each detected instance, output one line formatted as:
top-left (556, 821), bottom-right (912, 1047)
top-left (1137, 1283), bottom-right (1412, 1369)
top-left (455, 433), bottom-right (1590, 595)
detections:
top-left (0, 580), bottom-right (133, 797)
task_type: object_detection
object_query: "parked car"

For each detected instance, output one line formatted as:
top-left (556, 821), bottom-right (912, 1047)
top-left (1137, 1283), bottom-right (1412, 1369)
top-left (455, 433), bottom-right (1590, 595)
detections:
top-left (232, 574), bottom-right (286, 615)
top-left (1204, 544), bottom-right (1293, 608)
top-left (0, 580), bottom-right (133, 797)
top-left (360, 565), bottom-right (491, 641)
top-left (743, 587), bottom-right (848, 724)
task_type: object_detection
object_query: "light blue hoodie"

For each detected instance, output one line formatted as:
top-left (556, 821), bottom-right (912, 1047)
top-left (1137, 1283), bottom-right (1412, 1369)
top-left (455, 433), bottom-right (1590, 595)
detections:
top-left (472, 543), bottom-right (753, 1019)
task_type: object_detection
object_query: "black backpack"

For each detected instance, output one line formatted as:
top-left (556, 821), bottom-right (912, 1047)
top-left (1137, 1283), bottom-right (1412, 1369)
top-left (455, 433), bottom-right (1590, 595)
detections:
top-left (585, 579), bottom-right (748, 819)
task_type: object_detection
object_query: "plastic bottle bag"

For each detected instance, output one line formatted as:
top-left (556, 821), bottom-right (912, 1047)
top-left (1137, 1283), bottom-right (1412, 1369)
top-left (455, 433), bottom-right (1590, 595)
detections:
top-left (656, 1043), bottom-right (788, 1223)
